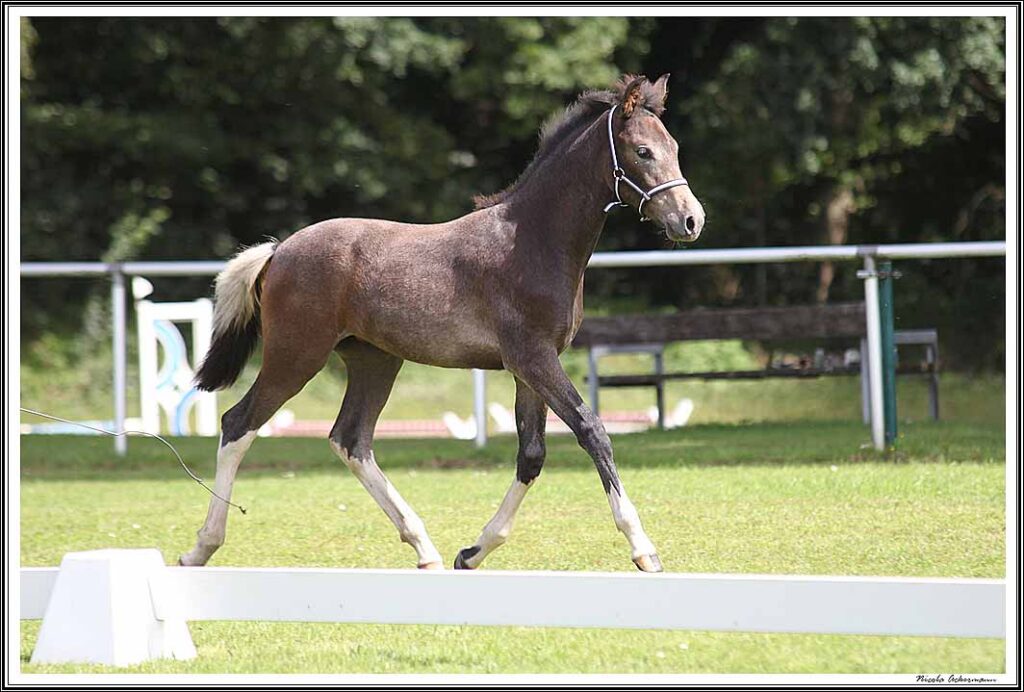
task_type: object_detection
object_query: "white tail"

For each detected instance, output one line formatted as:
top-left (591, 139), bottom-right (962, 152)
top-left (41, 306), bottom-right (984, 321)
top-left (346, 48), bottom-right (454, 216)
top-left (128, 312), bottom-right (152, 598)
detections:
top-left (212, 242), bottom-right (277, 339)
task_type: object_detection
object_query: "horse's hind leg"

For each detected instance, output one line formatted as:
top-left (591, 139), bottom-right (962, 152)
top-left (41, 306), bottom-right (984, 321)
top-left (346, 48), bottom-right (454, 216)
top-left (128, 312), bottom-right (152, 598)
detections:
top-left (455, 377), bottom-right (546, 569)
top-left (331, 340), bottom-right (443, 569)
top-left (179, 334), bottom-right (335, 566)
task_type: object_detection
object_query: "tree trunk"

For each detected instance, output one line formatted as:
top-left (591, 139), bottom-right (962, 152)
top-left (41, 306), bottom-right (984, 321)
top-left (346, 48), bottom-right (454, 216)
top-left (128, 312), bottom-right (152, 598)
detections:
top-left (816, 184), bottom-right (855, 304)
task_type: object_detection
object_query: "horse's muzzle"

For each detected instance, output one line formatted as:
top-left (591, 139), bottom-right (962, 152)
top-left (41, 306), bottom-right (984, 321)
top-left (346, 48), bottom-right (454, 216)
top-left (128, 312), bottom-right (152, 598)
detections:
top-left (662, 211), bottom-right (703, 243)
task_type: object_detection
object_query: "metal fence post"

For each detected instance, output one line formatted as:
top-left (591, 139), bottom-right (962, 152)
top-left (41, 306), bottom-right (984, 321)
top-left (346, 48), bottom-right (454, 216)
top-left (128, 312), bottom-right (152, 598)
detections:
top-left (587, 348), bottom-right (601, 418)
top-left (859, 256), bottom-right (886, 451)
top-left (878, 261), bottom-right (898, 448)
top-left (473, 369), bottom-right (487, 448)
top-left (111, 266), bottom-right (128, 456)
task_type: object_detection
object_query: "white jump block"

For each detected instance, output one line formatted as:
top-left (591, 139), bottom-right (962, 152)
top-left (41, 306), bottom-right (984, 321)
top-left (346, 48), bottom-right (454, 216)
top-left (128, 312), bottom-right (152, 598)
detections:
top-left (31, 549), bottom-right (195, 667)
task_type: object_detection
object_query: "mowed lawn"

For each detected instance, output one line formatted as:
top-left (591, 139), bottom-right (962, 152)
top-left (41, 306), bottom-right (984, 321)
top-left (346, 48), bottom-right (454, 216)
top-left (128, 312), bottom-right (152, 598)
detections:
top-left (18, 421), bottom-right (1006, 674)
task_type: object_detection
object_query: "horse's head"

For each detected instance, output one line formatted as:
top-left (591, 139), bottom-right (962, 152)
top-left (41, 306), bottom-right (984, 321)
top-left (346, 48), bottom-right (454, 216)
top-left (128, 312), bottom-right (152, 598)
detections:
top-left (607, 74), bottom-right (705, 243)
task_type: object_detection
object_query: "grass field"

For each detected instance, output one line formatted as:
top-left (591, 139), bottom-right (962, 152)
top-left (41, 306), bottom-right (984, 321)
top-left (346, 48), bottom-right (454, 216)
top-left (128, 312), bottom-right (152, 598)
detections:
top-left (18, 419), bottom-right (1006, 675)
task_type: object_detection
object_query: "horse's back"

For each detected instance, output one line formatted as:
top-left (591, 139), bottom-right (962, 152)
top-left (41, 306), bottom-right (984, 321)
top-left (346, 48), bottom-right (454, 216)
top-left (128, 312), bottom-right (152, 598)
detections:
top-left (259, 213), bottom-right (510, 369)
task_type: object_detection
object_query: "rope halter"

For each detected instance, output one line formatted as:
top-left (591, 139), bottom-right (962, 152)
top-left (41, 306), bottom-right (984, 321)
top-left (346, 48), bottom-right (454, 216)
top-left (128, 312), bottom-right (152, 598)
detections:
top-left (602, 104), bottom-right (689, 221)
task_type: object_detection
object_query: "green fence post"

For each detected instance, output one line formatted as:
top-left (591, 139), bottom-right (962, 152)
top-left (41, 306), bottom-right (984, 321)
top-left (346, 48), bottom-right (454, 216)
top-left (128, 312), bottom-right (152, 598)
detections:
top-left (878, 261), bottom-right (898, 449)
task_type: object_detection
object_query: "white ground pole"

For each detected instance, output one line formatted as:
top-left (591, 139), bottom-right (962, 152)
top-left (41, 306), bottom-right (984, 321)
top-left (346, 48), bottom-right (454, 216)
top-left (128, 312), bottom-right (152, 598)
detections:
top-left (20, 243), bottom-right (1005, 453)
top-left (21, 552), bottom-right (1005, 662)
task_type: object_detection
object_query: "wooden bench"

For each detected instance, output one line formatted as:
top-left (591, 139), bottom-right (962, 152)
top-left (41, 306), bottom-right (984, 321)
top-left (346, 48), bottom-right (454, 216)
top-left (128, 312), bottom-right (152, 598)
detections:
top-left (572, 302), bottom-right (939, 428)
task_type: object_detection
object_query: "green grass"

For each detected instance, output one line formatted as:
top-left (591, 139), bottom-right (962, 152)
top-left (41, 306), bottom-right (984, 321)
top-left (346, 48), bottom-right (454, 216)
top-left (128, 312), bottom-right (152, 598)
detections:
top-left (17, 620), bottom-right (1004, 675)
top-left (18, 421), bottom-right (1006, 674)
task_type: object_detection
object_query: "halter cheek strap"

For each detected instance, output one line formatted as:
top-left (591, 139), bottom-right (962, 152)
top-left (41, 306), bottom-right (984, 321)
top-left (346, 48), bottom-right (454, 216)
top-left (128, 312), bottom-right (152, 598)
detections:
top-left (602, 105), bottom-right (689, 221)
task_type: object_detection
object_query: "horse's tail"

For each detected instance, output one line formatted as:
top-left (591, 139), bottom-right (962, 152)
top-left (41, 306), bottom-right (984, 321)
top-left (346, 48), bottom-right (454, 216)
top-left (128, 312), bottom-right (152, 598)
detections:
top-left (194, 241), bottom-right (278, 392)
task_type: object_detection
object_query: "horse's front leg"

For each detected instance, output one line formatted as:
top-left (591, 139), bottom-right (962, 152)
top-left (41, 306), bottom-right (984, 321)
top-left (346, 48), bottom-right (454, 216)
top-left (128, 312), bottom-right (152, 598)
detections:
top-left (455, 376), bottom-right (547, 569)
top-left (506, 347), bottom-right (662, 573)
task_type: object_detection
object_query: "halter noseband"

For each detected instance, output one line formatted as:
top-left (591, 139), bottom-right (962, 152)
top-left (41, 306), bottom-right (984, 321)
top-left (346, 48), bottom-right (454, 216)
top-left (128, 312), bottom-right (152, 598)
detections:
top-left (602, 104), bottom-right (689, 221)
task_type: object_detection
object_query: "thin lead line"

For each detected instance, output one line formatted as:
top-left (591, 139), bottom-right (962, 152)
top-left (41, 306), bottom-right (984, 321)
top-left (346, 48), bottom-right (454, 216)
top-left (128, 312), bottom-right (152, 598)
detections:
top-left (19, 407), bottom-right (246, 515)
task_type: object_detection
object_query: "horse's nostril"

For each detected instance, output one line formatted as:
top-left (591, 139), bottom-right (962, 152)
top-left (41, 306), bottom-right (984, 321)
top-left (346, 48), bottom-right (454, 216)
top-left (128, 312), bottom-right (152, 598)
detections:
top-left (685, 216), bottom-right (696, 232)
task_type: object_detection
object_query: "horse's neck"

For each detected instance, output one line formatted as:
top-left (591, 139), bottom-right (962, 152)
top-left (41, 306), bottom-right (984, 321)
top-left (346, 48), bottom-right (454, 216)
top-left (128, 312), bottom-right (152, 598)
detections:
top-left (504, 116), bottom-right (611, 282)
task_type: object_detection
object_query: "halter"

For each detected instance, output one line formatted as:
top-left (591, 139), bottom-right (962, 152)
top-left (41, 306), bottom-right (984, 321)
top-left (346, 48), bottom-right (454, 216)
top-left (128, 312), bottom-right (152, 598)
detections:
top-left (602, 104), bottom-right (689, 221)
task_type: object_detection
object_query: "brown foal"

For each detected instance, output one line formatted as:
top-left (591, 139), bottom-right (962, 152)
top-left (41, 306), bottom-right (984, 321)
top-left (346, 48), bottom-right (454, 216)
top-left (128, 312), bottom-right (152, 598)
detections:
top-left (182, 74), bottom-right (705, 572)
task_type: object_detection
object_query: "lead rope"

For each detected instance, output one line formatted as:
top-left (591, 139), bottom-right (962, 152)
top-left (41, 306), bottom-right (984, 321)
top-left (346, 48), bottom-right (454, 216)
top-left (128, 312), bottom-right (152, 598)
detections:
top-left (19, 407), bottom-right (247, 515)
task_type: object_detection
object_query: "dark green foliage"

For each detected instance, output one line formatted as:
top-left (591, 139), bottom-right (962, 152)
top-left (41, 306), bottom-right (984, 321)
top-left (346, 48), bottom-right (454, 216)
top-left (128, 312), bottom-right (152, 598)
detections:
top-left (673, 17), bottom-right (1005, 368)
top-left (20, 17), bottom-right (1005, 368)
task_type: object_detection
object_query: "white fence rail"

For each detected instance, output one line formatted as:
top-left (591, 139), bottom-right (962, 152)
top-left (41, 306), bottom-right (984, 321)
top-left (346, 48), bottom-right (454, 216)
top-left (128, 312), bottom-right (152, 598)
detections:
top-left (21, 566), bottom-right (1005, 639)
top-left (20, 241), bottom-right (1006, 453)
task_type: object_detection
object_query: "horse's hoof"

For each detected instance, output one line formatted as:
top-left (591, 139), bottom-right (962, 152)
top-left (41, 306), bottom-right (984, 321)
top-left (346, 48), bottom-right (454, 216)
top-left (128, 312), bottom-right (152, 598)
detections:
top-left (454, 546), bottom-right (480, 570)
top-left (178, 552), bottom-right (207, 567)
top-left (418, 561), bottom-right (444, 570)
top-left (633, 553), bottom-right (663, 573)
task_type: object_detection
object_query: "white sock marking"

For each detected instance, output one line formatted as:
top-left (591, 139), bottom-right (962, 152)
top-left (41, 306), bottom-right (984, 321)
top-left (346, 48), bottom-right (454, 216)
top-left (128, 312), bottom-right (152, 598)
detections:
top-left (463, 480), bottom-right (532, 568)
top-left (607, 487), bottom-right (657, 559)
top-left (181, 430), bottom-right (257, 565)
top-left (331, 441), bottom-right (442, 567)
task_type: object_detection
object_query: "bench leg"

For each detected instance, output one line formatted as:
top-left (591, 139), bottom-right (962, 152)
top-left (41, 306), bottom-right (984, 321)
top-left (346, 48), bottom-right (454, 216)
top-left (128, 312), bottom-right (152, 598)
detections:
top-left (927, 344), bottom-right (940, 421)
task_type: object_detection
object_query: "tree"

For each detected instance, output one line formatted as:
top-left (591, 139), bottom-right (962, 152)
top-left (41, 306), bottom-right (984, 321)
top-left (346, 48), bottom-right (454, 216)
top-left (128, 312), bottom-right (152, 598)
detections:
top-left (683, 17), bottom-right (1004, 303)
top-left (20, 17), bottom-right (648, 335)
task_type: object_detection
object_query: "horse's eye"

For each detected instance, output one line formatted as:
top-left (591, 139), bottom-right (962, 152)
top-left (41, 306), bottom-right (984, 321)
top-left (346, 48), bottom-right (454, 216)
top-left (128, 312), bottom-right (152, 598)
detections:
top-left (636, 146), bottom-right (653, 160)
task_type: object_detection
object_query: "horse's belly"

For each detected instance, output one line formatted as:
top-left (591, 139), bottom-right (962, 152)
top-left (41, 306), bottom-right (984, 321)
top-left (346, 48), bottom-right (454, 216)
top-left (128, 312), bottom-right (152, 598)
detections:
top-left (369, 332), bottom-right (504, 370)
top-left (356, 304), bottom-right (504, 370)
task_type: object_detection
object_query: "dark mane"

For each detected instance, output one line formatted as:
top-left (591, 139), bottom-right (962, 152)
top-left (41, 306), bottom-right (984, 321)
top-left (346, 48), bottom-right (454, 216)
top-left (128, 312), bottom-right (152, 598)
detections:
top-left (473, 74), bottom-right (666, 210)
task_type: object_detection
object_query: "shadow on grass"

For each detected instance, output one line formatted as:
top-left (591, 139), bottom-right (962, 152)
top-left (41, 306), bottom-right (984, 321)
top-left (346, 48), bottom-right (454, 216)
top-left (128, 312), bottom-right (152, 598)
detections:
top-left (18, 420), bottom-right (1005, 482)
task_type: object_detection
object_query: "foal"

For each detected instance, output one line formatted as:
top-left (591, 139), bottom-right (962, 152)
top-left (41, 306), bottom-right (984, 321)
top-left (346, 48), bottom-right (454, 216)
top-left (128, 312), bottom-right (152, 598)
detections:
top-left (182, 74), bottom-right (705, 572)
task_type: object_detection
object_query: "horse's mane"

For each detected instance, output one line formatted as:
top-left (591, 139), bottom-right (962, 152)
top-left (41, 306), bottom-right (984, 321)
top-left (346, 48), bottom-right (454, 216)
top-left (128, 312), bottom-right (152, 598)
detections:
top-left (473, 75), bottom-right (667, 210)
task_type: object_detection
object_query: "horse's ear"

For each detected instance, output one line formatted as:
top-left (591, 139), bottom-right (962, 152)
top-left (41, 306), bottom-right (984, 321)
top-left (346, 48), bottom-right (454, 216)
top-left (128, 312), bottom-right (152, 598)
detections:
top-left (620, 76), bottom-right (647, 118)
top-left (652, 73), bottom-right (670, 108)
